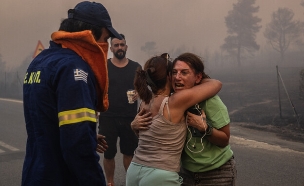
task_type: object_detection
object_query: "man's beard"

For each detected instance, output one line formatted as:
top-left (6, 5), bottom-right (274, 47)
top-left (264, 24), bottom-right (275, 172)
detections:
top-left (114, 50), bottom-right (126, 60)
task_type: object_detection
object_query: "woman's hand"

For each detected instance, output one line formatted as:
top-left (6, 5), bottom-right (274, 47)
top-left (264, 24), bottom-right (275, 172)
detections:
top-left (96, 134), bottom-right (108, 153)
top-left (187, 110), bottom-right (230, 147)
top-left (131, 109), bottom-right (153, 135)
top-left (186, 110), bottom-right (207, 132)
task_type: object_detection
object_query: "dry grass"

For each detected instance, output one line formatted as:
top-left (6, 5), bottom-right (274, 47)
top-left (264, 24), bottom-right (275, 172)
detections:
top-left (210, 65), bottom-right (304, 143)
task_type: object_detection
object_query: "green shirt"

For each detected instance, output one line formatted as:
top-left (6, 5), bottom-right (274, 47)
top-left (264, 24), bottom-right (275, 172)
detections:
top-left (181, 95), bottom-right (233, 172)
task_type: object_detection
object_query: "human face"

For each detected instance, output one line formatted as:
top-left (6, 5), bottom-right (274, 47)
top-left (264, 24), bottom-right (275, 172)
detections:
top-left (110, 38), bottom-right (127, 59)
top-left (171, 60), bottom-right (202, 93)
top-left (96, 28), bottom-right (110, 43)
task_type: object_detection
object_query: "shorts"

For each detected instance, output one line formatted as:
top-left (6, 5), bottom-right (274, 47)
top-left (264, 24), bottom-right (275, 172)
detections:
top-left (126, 162), bottom-right (183, 186)
top-left (179, 156), bottom-right (237, 186)
top-left (98, 116), bottom-right (138, 159)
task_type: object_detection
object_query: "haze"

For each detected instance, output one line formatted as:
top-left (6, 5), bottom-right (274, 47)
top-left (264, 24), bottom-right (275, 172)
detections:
top-left (0, 0), bottom-right (303, 69)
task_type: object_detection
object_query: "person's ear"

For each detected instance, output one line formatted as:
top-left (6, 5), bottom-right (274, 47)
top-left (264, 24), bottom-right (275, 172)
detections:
top-left (195, 73), bottom-right (203, 84)
top-left (125, 44), bottom-right (128, 51)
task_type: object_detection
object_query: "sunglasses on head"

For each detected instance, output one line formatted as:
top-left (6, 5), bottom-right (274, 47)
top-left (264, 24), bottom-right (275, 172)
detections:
top-left (160, 53), bottom-right (172, 75)
top-left (161, 53), bottom-right (172, 64)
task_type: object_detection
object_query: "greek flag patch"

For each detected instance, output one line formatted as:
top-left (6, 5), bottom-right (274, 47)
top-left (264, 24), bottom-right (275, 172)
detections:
top-left (74, 69), bottom-right (88, 83)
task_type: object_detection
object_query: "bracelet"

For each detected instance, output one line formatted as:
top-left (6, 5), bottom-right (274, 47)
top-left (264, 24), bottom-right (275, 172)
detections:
top-left (201, 117), bottom-right (213, 136)
top-left (205, 122), bottom-right (213, 136)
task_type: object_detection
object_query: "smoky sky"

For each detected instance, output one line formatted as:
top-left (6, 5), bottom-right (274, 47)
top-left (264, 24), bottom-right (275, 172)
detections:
top-left (0, 0), bottom-right (303, 68)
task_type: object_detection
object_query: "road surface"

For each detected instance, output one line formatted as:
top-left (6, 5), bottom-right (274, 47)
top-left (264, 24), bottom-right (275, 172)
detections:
top-left (1, 98), bottom-right (304, 186)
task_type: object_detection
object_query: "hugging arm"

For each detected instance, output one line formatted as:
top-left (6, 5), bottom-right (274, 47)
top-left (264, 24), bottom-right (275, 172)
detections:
top-left (131, 109), bottom-right (153, 136)
top-left (172, 78), bottom-right (222, 112)
top-left (199, 78), bottom-right (222, 98)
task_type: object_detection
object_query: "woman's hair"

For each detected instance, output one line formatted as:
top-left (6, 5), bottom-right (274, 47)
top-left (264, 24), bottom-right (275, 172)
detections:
top-left (172, 52), bottom-right (210, 80)
top-left (134, 55), bottom-right (172, 104)
top-left (58, 18), bottom-right (102, 40)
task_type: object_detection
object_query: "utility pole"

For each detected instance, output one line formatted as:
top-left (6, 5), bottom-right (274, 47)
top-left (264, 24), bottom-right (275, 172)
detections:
top-left (276, 65), bottom-right (282, 118)
top-left (4, 71), bottom-right (6, 97)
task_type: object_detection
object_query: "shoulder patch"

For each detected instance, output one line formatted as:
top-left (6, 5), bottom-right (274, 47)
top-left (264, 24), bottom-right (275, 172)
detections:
top-left (74, 69), bottom-right (88, 83)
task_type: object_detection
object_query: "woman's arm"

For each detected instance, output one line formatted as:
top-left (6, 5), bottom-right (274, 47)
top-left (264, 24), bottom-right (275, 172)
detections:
top-left (205, 124), bottom-right (230, 147)
top-left (170, 78), bottom-right (222, 114)
top-left (168, 79), bottom-right (222, 117)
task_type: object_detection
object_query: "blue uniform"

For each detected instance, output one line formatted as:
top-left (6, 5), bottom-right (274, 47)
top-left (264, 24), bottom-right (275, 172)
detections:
top-left (22, 41), bottom-right (106, 186)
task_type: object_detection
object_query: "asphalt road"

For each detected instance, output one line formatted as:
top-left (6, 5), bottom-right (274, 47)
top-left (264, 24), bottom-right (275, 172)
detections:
top-left (1, 98), bottom-right (304, 186)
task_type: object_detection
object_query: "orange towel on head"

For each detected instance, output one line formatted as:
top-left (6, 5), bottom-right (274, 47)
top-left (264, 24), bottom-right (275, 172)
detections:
top-left (51, 30), bottom-right (109, 112)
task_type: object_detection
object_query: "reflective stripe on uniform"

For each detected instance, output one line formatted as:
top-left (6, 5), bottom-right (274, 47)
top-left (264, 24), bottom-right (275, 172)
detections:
top-left (58, 108), bottom-right (97, 126)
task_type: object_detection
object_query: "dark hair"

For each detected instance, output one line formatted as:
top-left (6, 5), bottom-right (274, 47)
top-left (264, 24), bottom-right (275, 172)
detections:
top-left (134, 56), bottom-right (172, 104)
top-left (111, 34), bottom-right (125, 41)
top-left (58, 18), bottom-right (102, 40)
top-left (172, 52), bottom-right (210, 80)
